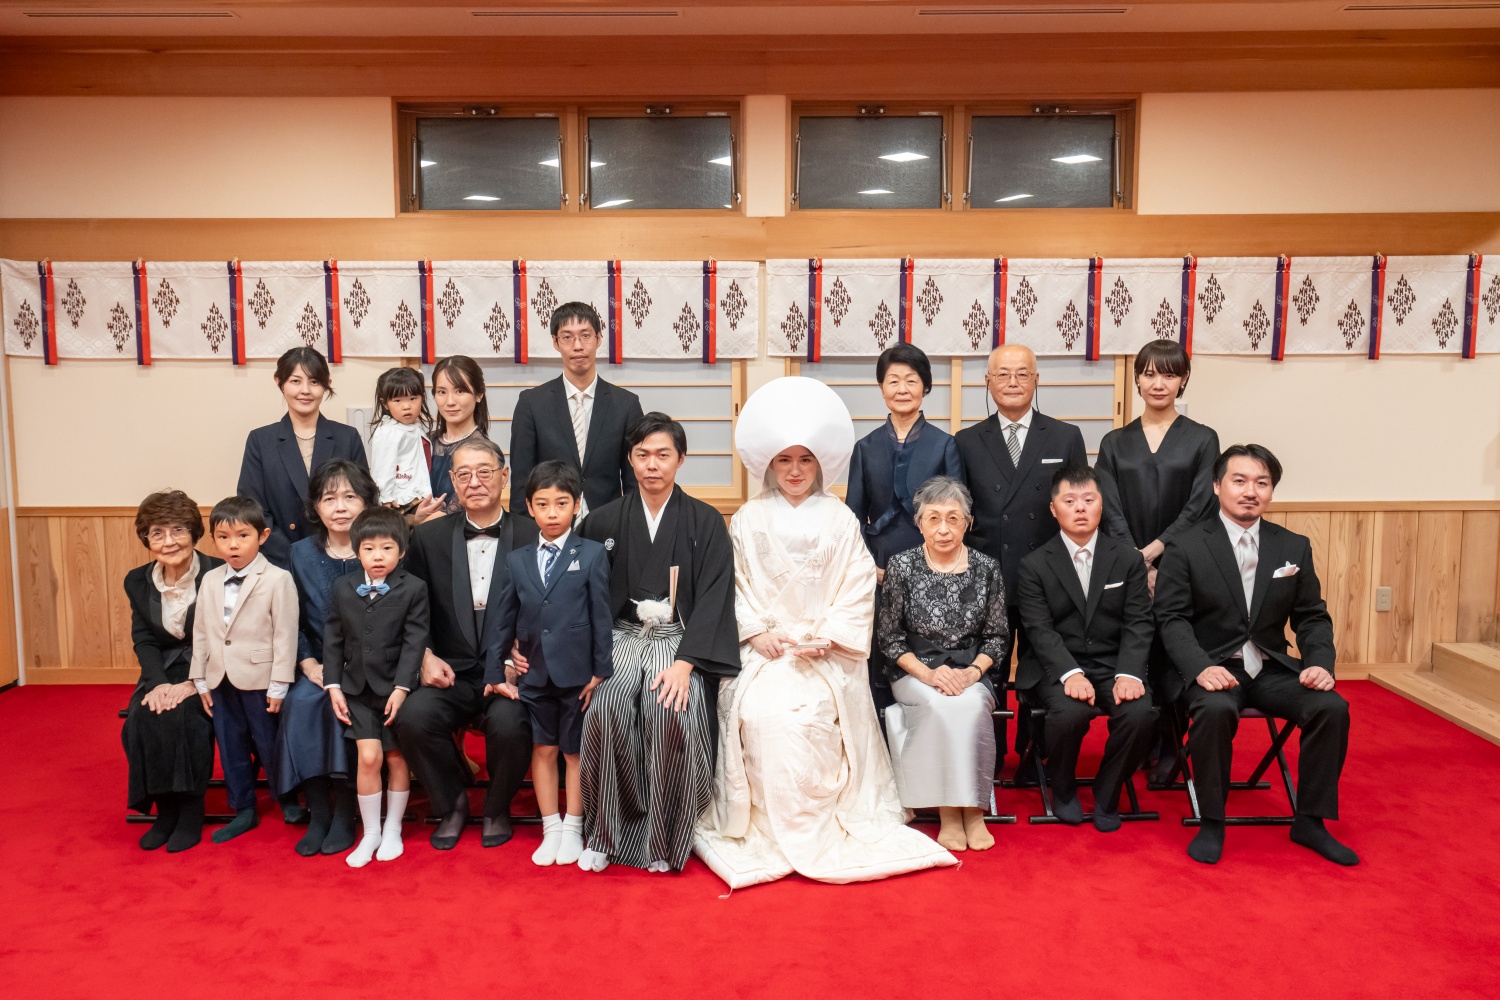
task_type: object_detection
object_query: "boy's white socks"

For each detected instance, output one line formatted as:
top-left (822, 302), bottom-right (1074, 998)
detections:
top-left (556, 814), bottom-right (584, 866)
top-left (376, 789), bottom-right (408, 862)
top-left (532, 813), bottom-right (563, 866)
top-left (577, 848), bottom-right (609, 873)
top-left (346, 792), bottom-right (383, 869)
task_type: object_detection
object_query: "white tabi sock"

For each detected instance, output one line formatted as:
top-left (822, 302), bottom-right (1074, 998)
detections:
top-left (647, 860), bottom-right (672, 873)
top-left (556, 813), bottom-right (584, 866)
top-left (376, 789), bottom-right (408, 862)
top-left (346, 793), bottom-right (383, 869)
top-left (532, 813), bottom-right (563, 866)
top-left (577, 848), bottom-right (610, 873)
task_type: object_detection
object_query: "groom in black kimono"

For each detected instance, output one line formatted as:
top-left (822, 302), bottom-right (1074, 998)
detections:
top-left (574, 412), bottom-right (741, 872)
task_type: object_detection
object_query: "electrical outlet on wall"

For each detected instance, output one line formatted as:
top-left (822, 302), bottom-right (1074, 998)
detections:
top-left (1375, 586), bottom-right (1393, 612)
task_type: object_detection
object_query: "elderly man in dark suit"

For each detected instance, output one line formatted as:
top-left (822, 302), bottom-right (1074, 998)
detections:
top-left (508, 301), bottom-right (644, 520)
top-left (1155, 443), bottom-right (1356, 867)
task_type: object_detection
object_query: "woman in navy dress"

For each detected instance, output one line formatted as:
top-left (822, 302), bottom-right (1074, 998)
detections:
top-left (846, 344), bottom-right (964, 700)
top-left (274, 459), bottom-right (379, 856)
top-left (237, 347), bottom-right (368, 570)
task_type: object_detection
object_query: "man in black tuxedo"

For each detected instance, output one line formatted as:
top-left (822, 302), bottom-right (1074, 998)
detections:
top-left (394, 436), bottom-right (539, 850)
top-left (956, 344), bottom-right (1088, 756)
top-left (1016, 465), bottom-right (1156, 831)
top-left (508, 301), bottom-right (644, 519)
top-left (1155, 443), bottom-right (1356, 866)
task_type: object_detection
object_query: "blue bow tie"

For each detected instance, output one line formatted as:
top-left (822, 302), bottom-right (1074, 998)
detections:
top-left (356, 581), bottom-right (390, 597)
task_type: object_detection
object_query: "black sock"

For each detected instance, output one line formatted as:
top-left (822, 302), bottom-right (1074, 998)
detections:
top-left (211, 806), bottom-right (259, 844)
top-left (295, 777), bottom-right (333, 857)
top-left (1188, 819), bottom-right (1225, 864)
top-left (166, 795), bottom-right (205, 853)
top-left (320, 780), bottom-right (358, 855)
top-left (279, 790), bottom-right (309, 825)
top-left (139, 797), bottom-right (180, 851)
top-left (1290, 815), bottom-right (1360, 866)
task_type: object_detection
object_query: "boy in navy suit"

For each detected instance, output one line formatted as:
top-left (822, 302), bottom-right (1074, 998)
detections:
top-left (485, 460), bottom-right (612, 867)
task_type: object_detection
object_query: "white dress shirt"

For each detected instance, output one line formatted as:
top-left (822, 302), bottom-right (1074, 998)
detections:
top-left (1219, 510), bottom-right (1265, 678)
top-left (467, 513), bottom-right (503, 610)
top-left (537, 530), bottom-right (571, 581)
top-left (1057, 530), bottom-right (1140, 684)
top-left (642, 493), bottom-right (670, 542)
top-left (997, 406), bottom-right (1034, 457)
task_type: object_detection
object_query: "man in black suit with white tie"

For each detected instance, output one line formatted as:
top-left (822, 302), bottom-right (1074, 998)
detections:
top-left (956, 344), bottom-right (1088, 755)
top-left (1155, 443), bottom-right (1356, 866)
top-left (1016, 465), bottom-right (1157, 831)
top-left (508, 301), bottom-right (644, 521)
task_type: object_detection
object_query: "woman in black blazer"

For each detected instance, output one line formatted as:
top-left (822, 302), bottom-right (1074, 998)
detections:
top-left (120, 489), bottom-right (223, 853)
top-left (237, 347), bottom-right (368, 569)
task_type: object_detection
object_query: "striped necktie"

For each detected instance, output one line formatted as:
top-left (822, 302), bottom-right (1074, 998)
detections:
top-left (1006, 422), bottom-right (1023, 465)
top-left (540, 542), bottom-right (559, 583)
top-left (571, 392), bottom-right (589, 464)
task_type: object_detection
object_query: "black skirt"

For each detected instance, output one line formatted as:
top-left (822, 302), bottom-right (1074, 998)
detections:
top-left (121, 681), bottom-right (216, 813)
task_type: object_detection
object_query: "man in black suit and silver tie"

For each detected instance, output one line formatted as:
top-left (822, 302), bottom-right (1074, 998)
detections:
top-left (956, 344), bottom-right (1088, 755)
top-left (1155, 444), bottom-right (1356, 866)
top-left (508, 301), bottom-right (644, 520)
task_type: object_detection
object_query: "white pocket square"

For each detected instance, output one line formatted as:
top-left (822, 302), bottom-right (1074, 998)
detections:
top-left (1040, 458), bottom-right (1063, 464)
top-left (567, 560), bottom-right (581, 571)
top-left (1272, 563), bottom-right (1299, 578)
top-left (1103, 581), bottom-right (1124, 590)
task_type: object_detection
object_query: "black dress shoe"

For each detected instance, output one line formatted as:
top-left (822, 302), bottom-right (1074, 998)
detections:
top-left (1052, 794), bottom-right (1084, 825)
top-left (481, 815), bottom-right (514, 848)
top-left (430, 798), bottom-right (469, 850)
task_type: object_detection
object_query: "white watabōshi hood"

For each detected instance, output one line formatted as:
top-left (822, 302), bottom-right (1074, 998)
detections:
top-left (734, 376), bottom-right (856, 490)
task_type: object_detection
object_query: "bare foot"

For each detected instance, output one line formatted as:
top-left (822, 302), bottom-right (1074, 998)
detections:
top-left (962, 807), bottom-right (994, 851)
top-left (936, 806), bottom-right (968, 852)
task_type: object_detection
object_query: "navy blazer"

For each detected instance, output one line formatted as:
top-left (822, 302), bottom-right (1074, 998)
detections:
top-left (238, 413), bottom-right (368, 568)
top-left (482, 534), bottom-right (613, 690)
top-left (846, 414), bottom-right (964, 569)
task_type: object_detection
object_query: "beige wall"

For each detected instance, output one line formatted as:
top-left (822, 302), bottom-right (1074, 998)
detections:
top-left (1186, 354), bottom-right (1500, 501)
top-left (1138, 89), bottom-right (1500, 215)
top-left (9, 357), bottom-right (389, 507)
top-left (0, 97), bottom-right (396, 219)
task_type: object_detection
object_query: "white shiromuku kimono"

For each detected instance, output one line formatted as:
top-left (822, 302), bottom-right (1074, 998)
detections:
top-left (693, 491), bottom-right (958, 888)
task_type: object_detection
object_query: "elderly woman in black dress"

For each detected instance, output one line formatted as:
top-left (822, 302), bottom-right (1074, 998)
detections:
top-left (274, 459), bottom-right (380, 856)
top-left (878, 475), bottom-right (1008, 854)
top-left (1095, 340), bottom-right (1220, 778)
top-left (121, 490), bottom-right (222, 852)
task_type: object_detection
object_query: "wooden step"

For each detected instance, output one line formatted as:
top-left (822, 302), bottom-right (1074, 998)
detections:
top-left (1371, 670), bottom-right (1500, 747)
top-left (1432, 643), bottom-right (1500, 705)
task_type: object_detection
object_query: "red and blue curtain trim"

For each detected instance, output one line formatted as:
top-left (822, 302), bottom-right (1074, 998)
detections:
top-left (897, 257), bottom-right (914, 345)
top-left (1179, 255), bottom-right (1197, 356)
top-left (1084, 257), bottom-right (1103, 361)
top-left (417, 261), bottom-right (437, 363)
top-left (806, 258), bottom-right (823, 362)
top-left (993, 258), bottom-right (1007, 348)
top-left (512, 259), bottom-right (528, 364)
top-left (227, 260), bottom-right (247, 365)
top-left (1271, 256), bottom-right (1290, 361)
top-left (1462, 253), bottom-right (1482, 360)
top-left (132, 260), bottom-right (152, 367)
top-left (1368, 255), bottom-right (1386, 360)
top-left (322, 260), bottom-right (343, 363)
top-left (701, 259), bottom-right (718, 364)
top-left (606, 260), bottom-right (624, 364)
top-left (35, 260), bottom-right (58, 365)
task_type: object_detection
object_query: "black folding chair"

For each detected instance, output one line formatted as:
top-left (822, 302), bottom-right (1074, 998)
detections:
top-left (1003, 693), bottom-right (1158, 824)
top-left (1152, 705), bottom-right (1298, 827)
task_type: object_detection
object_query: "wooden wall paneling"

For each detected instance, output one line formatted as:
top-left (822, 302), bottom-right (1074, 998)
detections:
top-left (0, 508), bottom-right (17, 687)
top-left (103, 517), bottom-right (145, 673)
top-left (60, 515), bottom-right (112, 673)
top-left (1456, 510), bottom-right (1500, 643)
top-left (16, 516), bottom-right (61, 672)
top-left (1408, 510), bottom-right (1464, 668)
top-left (1326, 510), bottom-right (1373, 665)
top-left (1370, 510), bottom-right (1418, 664)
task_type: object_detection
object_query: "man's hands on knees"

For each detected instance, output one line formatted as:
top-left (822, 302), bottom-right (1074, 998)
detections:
top-left (1196, 665), bottom-right (1239, 691)
top-left (651, 660), bottom-right (694, 712)
top-left (1300, 666), bottom-right (1335, 691)
top-left (1113, 675), bottom-right (1145, 703)
top-left (421, 650), bottom-right (455, 689)
top-left (1063, 673), bottom-right (1095, 705)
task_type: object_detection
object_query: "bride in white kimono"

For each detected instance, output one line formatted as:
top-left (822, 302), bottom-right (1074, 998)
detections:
top-left (694, 377), bottom-right (957, 889)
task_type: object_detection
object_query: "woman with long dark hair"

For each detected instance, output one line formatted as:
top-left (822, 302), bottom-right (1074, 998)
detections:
top-left (428, 355), bottom-right (491, 517)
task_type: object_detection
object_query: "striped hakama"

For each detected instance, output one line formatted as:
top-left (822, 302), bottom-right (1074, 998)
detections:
top-left (580, 619), bottom-right (714, 871)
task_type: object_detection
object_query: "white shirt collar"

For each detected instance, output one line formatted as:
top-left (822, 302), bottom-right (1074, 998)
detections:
top-left (1219, 510), bottom-right (1261, 546)
top-left (224, 553), bottom-right (262, 581)
top-left (642, 492), bottom-right (671, 541)
top-left (541, 529), bottom-right (570, 553)
top-left (465, 510), bottom-right (504, 533)
top-left (566, 376), bottom-right (598, 401)
top-left (363, 572), bottom-right (388, 588)
top-left (998, 407), bottom-right (1034, 431)
top-left (1060, 529), bottom-right (1098, 562)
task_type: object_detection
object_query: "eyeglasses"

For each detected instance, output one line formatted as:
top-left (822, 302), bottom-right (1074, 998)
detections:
top-left (556, 332), bottom-right (599, 348)
top-left (453, 467), bottom-right (500, 486)
top-left (147, 526), bottom-right (193, 543)
top-left (986, 371), bottom-right (1034, 384)
top-left (920, 512), bottom-right (970, 529)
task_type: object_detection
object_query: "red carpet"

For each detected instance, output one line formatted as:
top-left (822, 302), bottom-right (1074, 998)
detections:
top-left (2, 681), bottom-right (1498, 999)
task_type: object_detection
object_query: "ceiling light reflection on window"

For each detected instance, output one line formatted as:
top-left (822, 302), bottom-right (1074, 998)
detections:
top-left (594, 198), bottom-right (633, 208)
top-left (539, 158), bottom-right (560, 167)
top-left (878, 152), bottom-right (928, 162)
top-left (858, 188), bottom-right (894, 195)
top-left (420, 160), bottom-right (437, 167)
top-left (709, 156), bottom-right (732, 166)
top-left (464, 195), bottom-right (500, 202)
top-left (996, 193), bottom-right (1033, 202)
top-left (1052, 154), bottom-right (1103, 164)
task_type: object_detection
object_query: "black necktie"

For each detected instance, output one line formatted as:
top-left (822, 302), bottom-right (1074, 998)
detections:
top-left (464, 522), bottom-right (502, 540)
